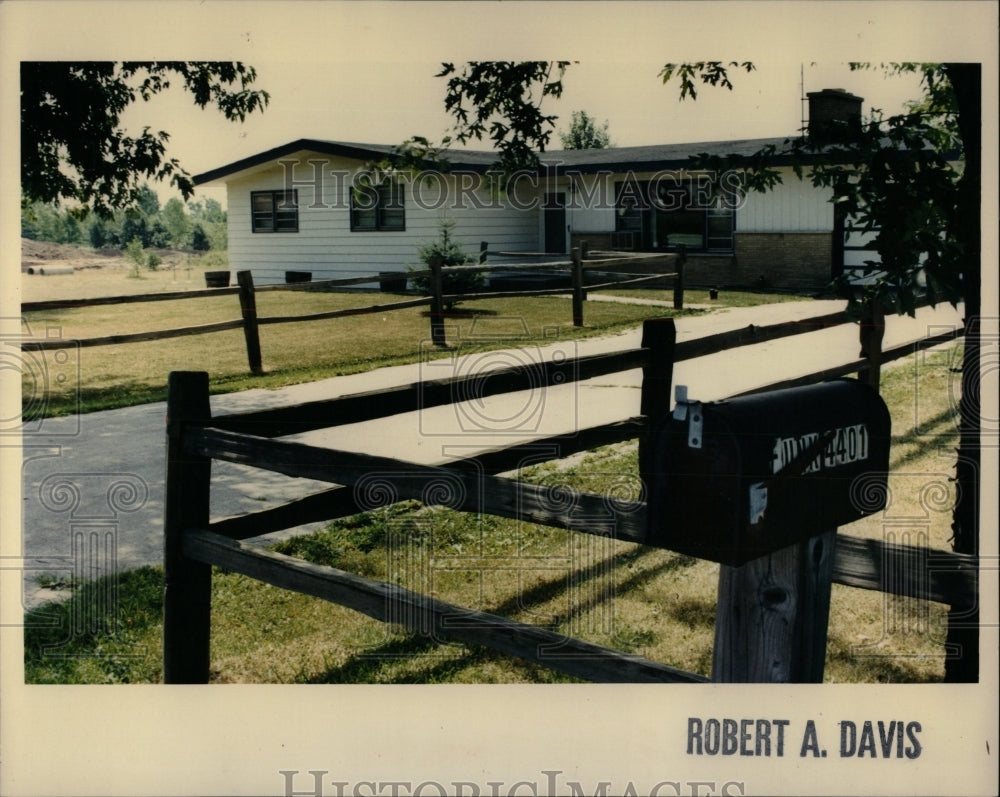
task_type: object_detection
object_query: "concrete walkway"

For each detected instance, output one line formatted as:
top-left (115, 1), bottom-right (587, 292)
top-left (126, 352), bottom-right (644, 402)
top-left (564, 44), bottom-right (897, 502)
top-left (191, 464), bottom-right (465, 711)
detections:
top-left (15, 298), bottom-right (964, 608)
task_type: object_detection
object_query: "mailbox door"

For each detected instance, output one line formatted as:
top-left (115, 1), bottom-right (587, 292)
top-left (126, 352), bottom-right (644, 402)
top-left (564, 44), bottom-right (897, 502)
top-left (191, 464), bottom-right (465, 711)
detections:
top-left (646, 412), bottom-right (746, 563)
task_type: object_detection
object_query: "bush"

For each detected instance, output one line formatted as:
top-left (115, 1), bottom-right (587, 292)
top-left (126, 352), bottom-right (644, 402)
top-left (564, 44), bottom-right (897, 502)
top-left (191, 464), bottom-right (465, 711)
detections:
top-left (194, 249), bottom-right (229, 269)
top-left (410, 220), bottom-right (484, 311)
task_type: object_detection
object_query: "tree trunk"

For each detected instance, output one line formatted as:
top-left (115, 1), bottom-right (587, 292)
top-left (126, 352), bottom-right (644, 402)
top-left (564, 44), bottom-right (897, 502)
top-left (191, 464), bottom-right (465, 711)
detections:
top-left (943, 63), bottom-right (980, 683)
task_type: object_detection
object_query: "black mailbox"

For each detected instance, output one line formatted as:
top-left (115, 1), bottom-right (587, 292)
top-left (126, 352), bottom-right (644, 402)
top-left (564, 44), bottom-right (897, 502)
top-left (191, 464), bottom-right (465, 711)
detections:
top-left (646, 379), bottom-right (891, 566)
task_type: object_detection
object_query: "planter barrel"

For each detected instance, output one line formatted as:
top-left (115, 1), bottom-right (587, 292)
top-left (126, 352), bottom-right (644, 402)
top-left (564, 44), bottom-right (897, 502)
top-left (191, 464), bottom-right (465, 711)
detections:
top-left (204, 270), bottom-right (231, 288)
top-left (379, 272), bottom-right (408, 292)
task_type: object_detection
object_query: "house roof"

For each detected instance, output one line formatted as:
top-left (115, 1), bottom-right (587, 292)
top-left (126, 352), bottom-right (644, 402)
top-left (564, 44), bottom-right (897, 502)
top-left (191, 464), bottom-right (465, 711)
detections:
top-left (541, 137), bottom-right (797, 173)
top-left (192, 138), bottom-right (496, 185)
top-left (192, 135), bottom-right (812, 186)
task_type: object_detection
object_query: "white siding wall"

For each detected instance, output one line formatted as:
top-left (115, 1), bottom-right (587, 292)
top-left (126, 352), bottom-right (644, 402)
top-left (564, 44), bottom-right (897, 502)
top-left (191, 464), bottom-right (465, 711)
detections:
top-left (223, 157), bottom-right (837, 280)
top-left (225, 152), bottom-right (539, 282)
top-left (736, 168), bottom-right (834, 233)
top-left (552, 167), bottom-right (837, 236)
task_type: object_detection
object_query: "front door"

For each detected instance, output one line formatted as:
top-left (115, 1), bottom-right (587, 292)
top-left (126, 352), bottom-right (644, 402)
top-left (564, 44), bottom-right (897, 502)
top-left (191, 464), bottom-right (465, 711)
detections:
top-left (543, 192), bottom-right (567, 254)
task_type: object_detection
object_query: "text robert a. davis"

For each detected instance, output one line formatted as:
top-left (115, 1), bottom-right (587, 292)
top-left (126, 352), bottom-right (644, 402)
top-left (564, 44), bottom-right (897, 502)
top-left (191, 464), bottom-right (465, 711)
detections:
top-left (686, 717), bottom-right (922, 759)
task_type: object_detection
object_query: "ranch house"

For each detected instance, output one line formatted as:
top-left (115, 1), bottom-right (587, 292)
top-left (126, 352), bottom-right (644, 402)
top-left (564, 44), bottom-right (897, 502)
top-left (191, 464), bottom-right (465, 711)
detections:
top-left (192, 89), bottom-right (875, 292)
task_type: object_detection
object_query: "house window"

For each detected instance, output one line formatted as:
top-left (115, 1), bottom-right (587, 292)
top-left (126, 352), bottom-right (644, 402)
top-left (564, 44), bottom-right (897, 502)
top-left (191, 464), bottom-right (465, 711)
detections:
top-left (350, 179), bottom-right (405, 231)
top-left (614, 180), bottom-right (734, 252)
top-left (251, 190), bottom-right (299, 233)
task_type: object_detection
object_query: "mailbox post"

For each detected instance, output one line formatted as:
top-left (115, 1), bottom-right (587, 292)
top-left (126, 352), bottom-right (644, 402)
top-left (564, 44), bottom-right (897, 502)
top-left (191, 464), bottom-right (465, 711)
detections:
top-left (644, 379), bottom-right (891, 682)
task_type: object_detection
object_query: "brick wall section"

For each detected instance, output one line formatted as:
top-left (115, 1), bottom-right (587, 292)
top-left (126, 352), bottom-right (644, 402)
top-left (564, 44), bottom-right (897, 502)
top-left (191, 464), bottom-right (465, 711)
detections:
top-left (734, 233), bottom-right (833, 292)
top-left (681, 254), bottom-right (742, 289)
top-left (570, 232), bottom-right (614, 252)
top-left (570, 231), bottom-right (833, 293)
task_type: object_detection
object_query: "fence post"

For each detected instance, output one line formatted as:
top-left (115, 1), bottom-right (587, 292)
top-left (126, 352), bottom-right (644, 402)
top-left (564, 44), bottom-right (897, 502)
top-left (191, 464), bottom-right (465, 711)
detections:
top-left (673, 244), bottom-right (686, 310)
top-left (580, 240), bottom-right (589, 260)
top-left (237, 270), bottom-right (263, 375)
top-left (479, 241), bottom-right (488, 264)
top-left (163, 371), bottom-right (213, 684)
top-left (429, 254), bottom-right (446, 346)
top-left (637, 317), bottom-right (677, 485)
top-left (858, 298), bottom-right (885, 390)
top-left (571, 246), bottom-right (585, 327)
top-left (712, 529), bottom-right (837, 682)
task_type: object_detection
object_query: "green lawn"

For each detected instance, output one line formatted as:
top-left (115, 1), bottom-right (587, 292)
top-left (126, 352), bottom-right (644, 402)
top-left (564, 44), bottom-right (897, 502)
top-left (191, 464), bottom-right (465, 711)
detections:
top-left (24, 290), bottom-right (708, 418)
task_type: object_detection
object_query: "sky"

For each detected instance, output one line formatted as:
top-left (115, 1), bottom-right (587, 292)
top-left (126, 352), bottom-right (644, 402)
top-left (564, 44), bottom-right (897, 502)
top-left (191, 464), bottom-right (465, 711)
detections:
top-left (130, 59), bottom-right (927, 204)
top-left (1, 2), bottom-right (956, 207)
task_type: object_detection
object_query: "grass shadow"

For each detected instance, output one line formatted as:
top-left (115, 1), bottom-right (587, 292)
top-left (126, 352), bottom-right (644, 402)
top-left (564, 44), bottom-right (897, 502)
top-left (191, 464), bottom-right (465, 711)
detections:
top-left (889, 406), bottom-right (960, 471)
top-left (301, 544), bottom-right (699, 684)
top-left (24, 566), bottom-right (164, 683)
top-left (825, 635), bottom-right (944, 683)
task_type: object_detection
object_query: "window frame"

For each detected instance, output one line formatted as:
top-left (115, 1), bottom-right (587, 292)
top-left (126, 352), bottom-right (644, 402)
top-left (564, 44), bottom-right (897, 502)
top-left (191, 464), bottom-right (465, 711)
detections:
top-left (251, 189), bottom-right (299, 233)
top-left (350, 179), bottom-right (406, 232)
top-left (614, 179), bottom-right (735, 253)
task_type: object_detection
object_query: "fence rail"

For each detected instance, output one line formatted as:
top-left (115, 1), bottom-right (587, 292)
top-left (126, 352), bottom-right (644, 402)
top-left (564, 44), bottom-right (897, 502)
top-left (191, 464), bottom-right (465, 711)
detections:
top-left (163, 309), bottom-right (972, 684)
top-left (21, 246), bottom-right (682, 370)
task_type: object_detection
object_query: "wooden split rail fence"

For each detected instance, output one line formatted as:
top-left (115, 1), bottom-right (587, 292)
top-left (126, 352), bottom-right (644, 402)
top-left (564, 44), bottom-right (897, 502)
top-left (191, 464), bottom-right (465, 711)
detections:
top-left (21, 246), bottom-right (682, 376)
top-left (162, 309), bottom-right (973, 683)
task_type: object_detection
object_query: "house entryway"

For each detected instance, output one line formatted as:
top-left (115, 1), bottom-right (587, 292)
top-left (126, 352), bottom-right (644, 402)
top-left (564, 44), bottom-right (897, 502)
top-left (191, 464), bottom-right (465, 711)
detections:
top-left (543, 192), bottom-right (566, 254)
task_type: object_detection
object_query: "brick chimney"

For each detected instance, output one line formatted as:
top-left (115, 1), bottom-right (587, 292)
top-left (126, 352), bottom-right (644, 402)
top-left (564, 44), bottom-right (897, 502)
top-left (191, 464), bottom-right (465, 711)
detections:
top-left (807, 88), bottom-right (863, 143)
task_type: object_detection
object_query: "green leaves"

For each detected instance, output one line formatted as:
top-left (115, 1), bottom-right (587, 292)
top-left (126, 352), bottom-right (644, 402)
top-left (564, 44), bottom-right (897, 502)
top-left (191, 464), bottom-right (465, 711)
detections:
top-left (438, 61), bottom-right (573, 174)
top-left (785, 78), bottom-right (965, 314)
top-left (659, 61), bottom-right (755, 100)
top-left (21, 61), bottom-right (269, 216)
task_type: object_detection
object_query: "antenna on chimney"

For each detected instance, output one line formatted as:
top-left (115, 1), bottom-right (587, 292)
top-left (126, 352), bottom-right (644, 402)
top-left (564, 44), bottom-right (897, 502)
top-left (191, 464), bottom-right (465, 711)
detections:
top-left (800, 63), bottom-right (807, 134)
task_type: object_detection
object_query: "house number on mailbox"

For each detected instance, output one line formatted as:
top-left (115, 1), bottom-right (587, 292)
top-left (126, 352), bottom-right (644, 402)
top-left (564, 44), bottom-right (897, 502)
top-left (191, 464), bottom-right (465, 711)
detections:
top-left (772, 423), bottom-right (870, 475)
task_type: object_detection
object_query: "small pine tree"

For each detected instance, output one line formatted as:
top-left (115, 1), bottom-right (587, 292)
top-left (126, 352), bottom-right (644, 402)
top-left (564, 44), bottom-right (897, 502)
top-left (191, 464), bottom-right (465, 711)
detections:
top-left (411, 220), bottom-right (484, 311)
top-left (124, 237), bottom-right (146, 278)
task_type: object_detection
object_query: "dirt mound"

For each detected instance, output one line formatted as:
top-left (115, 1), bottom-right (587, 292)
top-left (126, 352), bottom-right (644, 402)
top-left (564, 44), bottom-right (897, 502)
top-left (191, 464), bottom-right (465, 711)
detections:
top-left (21, 238), bottom-right (121, 270)
top-left (21, 238), bottom-right (190, 273)
top-left (22, 238), bottom-right (109, 258)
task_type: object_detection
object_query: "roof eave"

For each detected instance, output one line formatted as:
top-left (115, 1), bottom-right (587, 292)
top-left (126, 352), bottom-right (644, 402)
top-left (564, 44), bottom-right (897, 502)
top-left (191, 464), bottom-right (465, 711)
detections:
top-left (192, 139), bottom-right (497, 185)
top-left (192, 139), bottom-right (408, 185)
